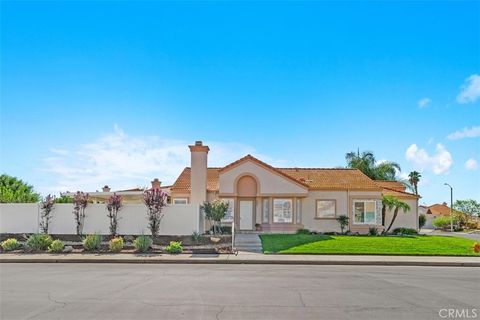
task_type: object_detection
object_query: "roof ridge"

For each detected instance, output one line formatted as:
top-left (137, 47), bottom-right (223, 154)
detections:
top-left (382, 186), bottom-right (420, 198)
top-left (277, 167), bottom-right (357, 170)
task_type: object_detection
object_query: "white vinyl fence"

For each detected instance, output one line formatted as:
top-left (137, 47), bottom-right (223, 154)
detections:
top-left (0, 203), bottom-right (202, 235)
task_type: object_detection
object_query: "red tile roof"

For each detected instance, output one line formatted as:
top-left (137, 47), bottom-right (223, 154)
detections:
top-left (171, 155), bottom-right (384, 192)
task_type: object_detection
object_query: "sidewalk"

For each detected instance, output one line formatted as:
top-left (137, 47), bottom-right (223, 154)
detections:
top-left (1, 252), bottom-right (479, 267)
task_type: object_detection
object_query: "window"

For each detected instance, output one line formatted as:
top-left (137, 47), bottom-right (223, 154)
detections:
top-left (262, 198), bottom-right (269, 223)
top-left (353, 200), bottom-right (376, 224)
top-left (273, 199), bottom-right (292, 223)
top-left (173, 198), bottom-right (188, 205)
top-left (316, 200), bottom-right (336, 218)
top-left (296, 199), bottom-right (302, 224)
top-left (222, 199), bottom-right (234, 222)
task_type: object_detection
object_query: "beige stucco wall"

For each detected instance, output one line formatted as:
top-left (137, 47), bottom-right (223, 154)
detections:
top-left (384, 199), bottom-right (418, 231)
top-left (0, 203), bottom-right (201, 235)
top-left (301, 191), bottom-right (348, 233)
top-left (219, 161), bottom-right (308, 196)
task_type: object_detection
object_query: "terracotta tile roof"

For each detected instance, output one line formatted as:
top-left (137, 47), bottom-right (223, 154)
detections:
top-left (427, 203), bottom-right (452, 216)
top-left (382, 188), bottom-right (419, 200)
top-left (278, 168), bottom-right (380, 190)
top-left (171, 155), bottom-right (383, 192)
top-left (170, 167), bottom-right (220, 192)
top-left (374, 180), bottom-right (407, 192)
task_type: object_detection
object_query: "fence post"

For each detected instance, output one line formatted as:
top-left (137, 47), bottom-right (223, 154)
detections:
top-left (231, 221), bottom-right (235, 250)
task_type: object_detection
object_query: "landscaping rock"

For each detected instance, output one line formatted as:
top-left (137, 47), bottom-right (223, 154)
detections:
top-left (124, 235), bottom-right (134, 242)
top-left (63, 246), bottom-right (73, 253)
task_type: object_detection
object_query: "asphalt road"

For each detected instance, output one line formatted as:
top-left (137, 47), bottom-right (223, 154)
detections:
top-left (1, 264), bottom-right (478, 320)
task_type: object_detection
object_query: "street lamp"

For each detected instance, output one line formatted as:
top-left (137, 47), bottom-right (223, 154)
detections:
top-left (444, 183), bottom-right (453, 232)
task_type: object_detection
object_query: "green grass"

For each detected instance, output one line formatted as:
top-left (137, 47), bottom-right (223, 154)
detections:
top-left (260, 234), bottom-right (479, 256)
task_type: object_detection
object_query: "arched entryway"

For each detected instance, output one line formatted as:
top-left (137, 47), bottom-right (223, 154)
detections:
top-left (236, 175), bottom-right (258, 230)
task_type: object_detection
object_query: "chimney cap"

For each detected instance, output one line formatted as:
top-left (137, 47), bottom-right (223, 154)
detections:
top-left (189, 141), bottom-right (210, 152)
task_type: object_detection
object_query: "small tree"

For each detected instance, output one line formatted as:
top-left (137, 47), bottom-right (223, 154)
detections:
top-left (418, 214), bottom-right (426, 230)
top-left (336, 215), bottom-right (349, 234)
top-left (73, 192), bottom-right (89, 235)
top-left (39, 194), bottom-right (55, 234)
top-left (143, 189), bottom-right (167, 237)
top-left (453, 199), bottom-right (480, 228)
top-left (384, 196), bottom-right (411, 233)
top-left (106, 193), bottom-right (123, 236)
top-left (201, 200), bottom-right (229, 235)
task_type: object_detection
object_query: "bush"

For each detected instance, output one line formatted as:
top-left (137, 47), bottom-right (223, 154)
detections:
top-left (336, 215), bottom-right (350, 234)
top-left (296, 228), bottom-right (311, 235)
top-left (368, 227), bottom-right (378, 236)
top-left (1, 238), bottom-right (20, 251)
top-left (26, 234), bottom-right (53, 251)
top-left (419, 214), bottom-right (426, 229)
top-left (83, 234), bottom-right (102, 252)
top-left (109, 237), bottom-right (124, 252)
top-left (191, 231), bottom-right (201, 244)
top-left (433, 216), bottom-right (454, 229)
top-left (48, 240), bottom-right (65, 253)
top-left (134, 235), bottom-right (152, 253)
top-left (165, 241), bottom-right (183, 254)
top-left (392, 227), bottom-right (418, 235)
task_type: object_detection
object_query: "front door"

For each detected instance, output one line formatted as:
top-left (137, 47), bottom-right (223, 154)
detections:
top-left (239, 200), bottom-right (254, 230)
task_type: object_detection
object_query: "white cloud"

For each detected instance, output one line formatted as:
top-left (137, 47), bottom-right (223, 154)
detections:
top-left (418, 98), bottom-right (431, 108)
top-left (447, 126), bottom-right (480, 140)
top-left (40, 126), bottom-right (286, 194)
top-left (457, 74), bottom-right (480, 104)
top-left (405, 143), bottom-right (453, 175)
top-left (465, 158), bottom-right (478, 170)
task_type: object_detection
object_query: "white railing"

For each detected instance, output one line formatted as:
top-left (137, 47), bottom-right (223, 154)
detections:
top-left (231, 221), bottom-right (235, 252)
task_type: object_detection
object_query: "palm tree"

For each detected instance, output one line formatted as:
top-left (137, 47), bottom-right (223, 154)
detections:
top-left (345, 149), bottom-right (401, 181)
top-left (408, 171), bottom-right (421, 195)
top-left (382, 195), bottom-right (411, 233)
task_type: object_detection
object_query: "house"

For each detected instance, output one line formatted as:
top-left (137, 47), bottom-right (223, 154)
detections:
top-left (422, 202), bottom-right (452, 229)
top-left (61, 179), bottom-right (172, 204)
top-left (170, 141), bottom-right (419, 234)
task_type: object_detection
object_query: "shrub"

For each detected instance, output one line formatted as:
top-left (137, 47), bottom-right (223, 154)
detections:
top-left (134, 235), bottom-right (152, 253)
top-left (73, 192), bottom-right (89, 235)
top-left (296, 228), bottom-right (311, 235)
top-left (83, 234), bottom-right (102, 252)
top-left (40, 194), bottom-right (55, 234)
top-left (165, 241), bottom-right (183, 254)
top-left (202, 200), bottom-right (230, 235)
top-left (26, 234), bottom-right (53, 251)
top-left (191, 231), bottom-right (201, 244)
top-left (392, 227), bottom-right (418, 235)
top-left (336, 215), bottom-right (350, 234)
top-left (433, 216), bottom-right (454, 229)
top-left (106, 193), bottom-right (123, 236)
top-left (1, 238), bottom-right (20, 251)
top-left (419, 214), bottom-right (426, 230)
top-left (143, 189), bottom-right (168, 237)
top-left (368, 227), bottom-right (378, 236)
top-left (109, 237), bottom-right (124, 252)
top-left (48, 239), bottom-right (65, 253)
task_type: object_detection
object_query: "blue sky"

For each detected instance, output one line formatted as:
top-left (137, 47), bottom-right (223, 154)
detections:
top-left (1, 1), bottom-right (479, 205)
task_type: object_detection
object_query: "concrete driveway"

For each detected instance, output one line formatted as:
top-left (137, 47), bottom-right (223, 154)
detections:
top-left (1, 263), bottom-right (478, 320)
top-left (420, 228), bottom-right (480, 241)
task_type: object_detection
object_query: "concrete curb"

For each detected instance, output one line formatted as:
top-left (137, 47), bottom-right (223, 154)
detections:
top-left (1, 255), bottom-right (479, 267)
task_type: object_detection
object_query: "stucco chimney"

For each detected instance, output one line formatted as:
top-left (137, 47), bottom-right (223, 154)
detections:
top-left (189, 141), bottom-right (209, 204)
top-left (102, 185), bottom-right (110, 192)
top-left (151, 178), bottom-right (161, 190)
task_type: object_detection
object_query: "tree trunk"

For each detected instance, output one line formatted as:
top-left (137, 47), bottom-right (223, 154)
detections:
top-left (386, 208), bottom-right (399, 233)
top-left (381, 205), bottom-right (386, 234)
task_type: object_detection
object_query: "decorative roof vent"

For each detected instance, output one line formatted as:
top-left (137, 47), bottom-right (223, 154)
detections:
top-left (151, 178), bottom-right (161, 190)
top-left (102, 185), bottom-right (111, 192)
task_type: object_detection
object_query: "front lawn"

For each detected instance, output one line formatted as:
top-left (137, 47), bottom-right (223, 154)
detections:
top-left (260, 234), bottom-right (479, 256)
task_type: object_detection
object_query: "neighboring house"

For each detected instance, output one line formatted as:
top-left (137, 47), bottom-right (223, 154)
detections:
top-left (422, 202), bottom-right (452, 229)
top-left (170, 141), bottom-right (419, 234)
top-left (62, 178), bottom-right (172, 204)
